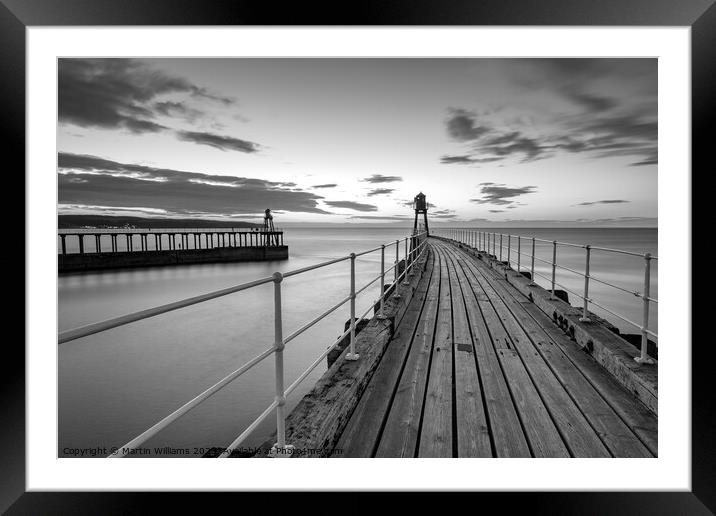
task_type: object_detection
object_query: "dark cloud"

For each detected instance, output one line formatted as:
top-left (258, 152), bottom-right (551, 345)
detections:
top-left (59, 59), bottom-right (231, 131)
top-left (488, 210), bottom-right (505, 213)
top-left (446, 108), bottom-right (491, 141)
top-left (58, 152), bottom-right (328, 216)
top-left (176, 131), bottom-right (260, 153)
top-left (367, 188), bottom-right (395, 196)
top-left (443, 60), bottom-right (657, 166)
top-left (153, 101), bottom-right (204, 122)
top-left (362, 174), bottom-right (402, 184)
top-left (629, 156), bottom-right (658, 166)
top-left (575, 199), bottom-right (630, 206)
top-left (324, 201), bottom-right (378, 212)
top-left (123, 119), bottom-right (168, 133)
top-left (440, 155), bottom-right (475, 164)
top-left (440, 155), bottom-right (502, 165)
top-left (349, 215), bottom-right (410, 220)
top-left (442, 110), bottom-right (548, 163)
top-left (470, 184), bottom-right (537, 205)
top-left (312, 183), bottom-right (338, 189)
top-left (58, 59), bottom-right (260, 153)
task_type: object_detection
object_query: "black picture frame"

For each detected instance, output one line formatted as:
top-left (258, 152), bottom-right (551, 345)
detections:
top-left (5, 0), bottom-right (711, 512)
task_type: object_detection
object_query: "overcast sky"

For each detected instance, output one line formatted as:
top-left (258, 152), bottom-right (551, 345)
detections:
top-left (57, 58), bottom-right (657, 226)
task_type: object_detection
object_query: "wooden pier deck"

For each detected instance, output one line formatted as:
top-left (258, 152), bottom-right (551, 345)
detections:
top-left (334, 238), bottom-right (657, 458)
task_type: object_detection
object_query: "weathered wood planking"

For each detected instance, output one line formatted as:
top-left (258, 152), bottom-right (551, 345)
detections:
top-left (451, 246), bottom-right (611, 458)
top-left (418, 248), bottom-right (454, 457)
top-left (521, 301), bottom-right (657, 456)
top-left (336, 250), bottom-right (436, 457)
top-left (330, 237), bottom-right (656, 459)
top-left (441, 247), bottom-right (493, 457)
top-left (466, 260), bottom-right (653, 457)
top-left (446, 245), bottom-right (531, 457)
top-left (375, 250), bottom-right (442, 457)
top-left (439, 242), bottom-right (568, 458)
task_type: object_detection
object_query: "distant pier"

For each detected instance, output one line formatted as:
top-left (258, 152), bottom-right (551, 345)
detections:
top-left (58, 228), bottom-right (287, 272)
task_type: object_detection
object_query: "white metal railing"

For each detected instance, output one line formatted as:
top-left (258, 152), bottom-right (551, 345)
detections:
top-left (58, 231), bottom-right (428, 457)
top-left (434, 228), bottom-right (657, 365)
top-left (58, 227), bottom-right (284, 254)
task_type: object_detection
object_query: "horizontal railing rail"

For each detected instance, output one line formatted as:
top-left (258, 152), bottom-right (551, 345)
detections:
top-left (59, 231), bottom-right (428, 457)
top-left (58, 228), bottom-right (285, 254)
top-left (434, 228), bottom-right (657, 365)
top-left (58, 227), bottom-right (280, 234)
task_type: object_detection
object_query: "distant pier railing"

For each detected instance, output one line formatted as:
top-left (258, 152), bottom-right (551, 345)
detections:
top-left (57, 227), bottom-right (284, 255)
top-left (434, 228), bottom-right (657, 365)
top-left (58, 231), bottom-right (428, 457)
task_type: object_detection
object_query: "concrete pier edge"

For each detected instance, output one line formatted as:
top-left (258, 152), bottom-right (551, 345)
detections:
top-left (58, 246), bottom-right (289, 273)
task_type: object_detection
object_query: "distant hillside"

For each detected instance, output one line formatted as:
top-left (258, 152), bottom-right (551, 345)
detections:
top-left (58, 215), bottom-right (262, 229)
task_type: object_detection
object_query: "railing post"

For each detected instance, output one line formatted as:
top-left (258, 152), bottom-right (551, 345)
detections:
top-left (530, 237), bottom-right (536, 286)
top-left (378, 244), bottom-right (386, 319)
top-left (269, 271), bottom-right (292, 457)
top-left (579, 245), bottom-right (592, 322)
top-left (499, 234), bottom-right (503, 261)
top-left (402, 238), bottom-right (410, 284)
top-left (507, 234), bottom-right (511, 267)
top-left (635, 253), bottom-right (655, 364)
top-left (550, 240), bottom-right (557, 299)
top-left (346, 253), bottom-right (360, 361)
top-left (394, 239), bottom-right (399, 281)
top-left (517, 235), bottom-right (521, 273)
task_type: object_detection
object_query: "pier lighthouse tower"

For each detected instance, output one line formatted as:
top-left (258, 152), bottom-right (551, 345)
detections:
top-left (263, 208), bottom-right (276, 245)
top-left (413, 192), bottom-right (429, 236)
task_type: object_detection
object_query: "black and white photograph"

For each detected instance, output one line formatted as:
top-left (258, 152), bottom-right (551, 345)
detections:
top-left (56, 57), bottom-right (659, 459)
top-left (6, 0), bottom-right (709, 506)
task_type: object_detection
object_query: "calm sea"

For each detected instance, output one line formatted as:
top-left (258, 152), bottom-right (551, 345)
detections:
top-left (58, 226), bottom-right (657, 457)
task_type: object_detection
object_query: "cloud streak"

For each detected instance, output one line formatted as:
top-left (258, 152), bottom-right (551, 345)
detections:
top-left (366, 188), bottom-right (395, 196)
top-left (58, 59), bottom-right (260, 153)
top-left (175, 131), bottom-right (260, 153)
top-left (470, 184), bottom-right (537, 206)
top-left (575, 199), bottom-right (630, 206)
top-left (442, 61), bottom-right (657, 167)
top-left (58, 152), bottom-right (328, 216)
top-left (324, 201), bottom-right (378, 212)
top-left (362, 174), bottom-right (403, 184)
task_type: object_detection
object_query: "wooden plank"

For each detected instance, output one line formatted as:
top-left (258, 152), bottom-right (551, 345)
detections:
top-left (455, 250), bottom-right (610, 458)
top-left (448, 239), bottom-right (657, 455)
top-left (522, 301), bottom-right (657, 456)
top-left (418, 245), bottom-right (454, 457)
top-left (462, 256), bottom-right (653, 457)
top-left (443, 249), bottom-right (492, 457)
top-left (496, 348), bottom-right (570, 457)
top-left (375, 249), bottom-right (442, 457)
top-left (442, 244), bottom-right (569, 458)
top-left (440, 242), bottom-right (531, 457)
top-left (461, 262), bottom-right (512, 349)
top-left (335, 251), bottom-right (436, 457)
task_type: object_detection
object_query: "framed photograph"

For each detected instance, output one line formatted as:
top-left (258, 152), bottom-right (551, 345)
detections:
top-left (7, 0), bottom-right (711, 512)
